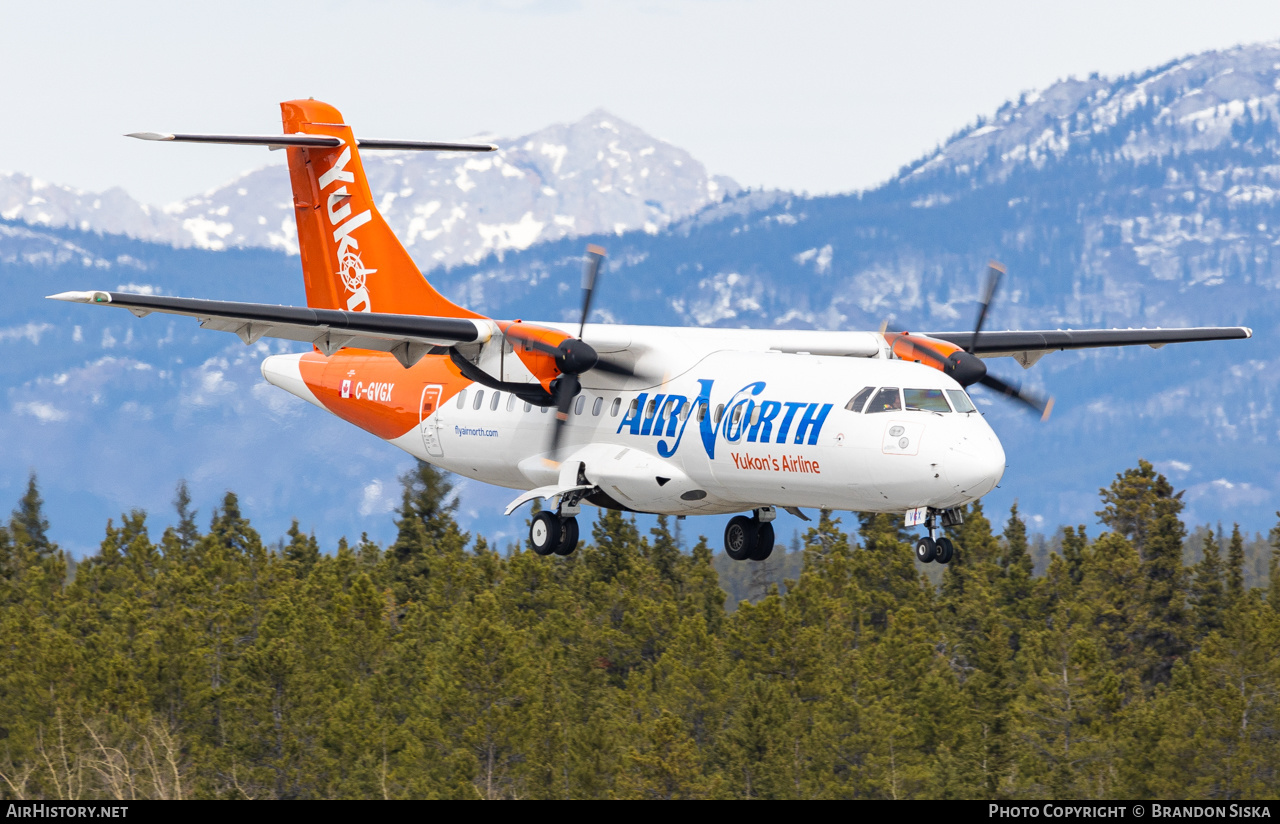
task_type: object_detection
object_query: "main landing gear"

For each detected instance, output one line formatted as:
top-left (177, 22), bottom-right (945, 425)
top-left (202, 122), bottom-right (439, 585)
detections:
top-left (529, 490), bottom-right (584, 557)
top-left (914, 508), bottom-right (961, 565)
top-left (725, 507), bottom-right (777, 562)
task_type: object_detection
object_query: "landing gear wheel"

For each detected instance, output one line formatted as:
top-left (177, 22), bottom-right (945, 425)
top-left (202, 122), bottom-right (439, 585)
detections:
top-left (934, 536), bottom-right (954, 564)
top-left (725, 515), bottom-right (759, 561)
top-left (915, 536), bottom-right (937, 564)
top-left (554, 516), bottom-right (579, 556)
top-left (750, 522), bottom-right (775, 561)
top-left (530, 511), bottom-right (562, 556)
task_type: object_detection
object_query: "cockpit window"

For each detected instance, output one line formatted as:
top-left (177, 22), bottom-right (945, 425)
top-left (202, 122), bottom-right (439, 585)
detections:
top-left (846, 386), bottom-right (874, 413)
top-left (904, 388), bottom-right (951, 412)
top-left (866, 387), bottom-right (902, 413)
top-left (946, 389), bottom-right (977, 413)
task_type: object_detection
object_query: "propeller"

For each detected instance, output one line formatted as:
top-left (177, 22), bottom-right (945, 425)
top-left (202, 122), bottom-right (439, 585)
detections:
top-left (504, 245), bottom-right (643, 455)
top-left (884, 261), bottom-right (1054, 420)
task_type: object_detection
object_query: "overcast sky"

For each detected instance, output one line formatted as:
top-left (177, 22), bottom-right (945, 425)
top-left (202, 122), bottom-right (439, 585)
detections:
top-left (5, 0), bottom-right (1280, 205)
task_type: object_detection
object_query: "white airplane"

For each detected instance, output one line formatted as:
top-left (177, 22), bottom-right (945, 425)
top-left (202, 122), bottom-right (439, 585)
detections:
top-left (49, 100), bottom-right (1252, 565)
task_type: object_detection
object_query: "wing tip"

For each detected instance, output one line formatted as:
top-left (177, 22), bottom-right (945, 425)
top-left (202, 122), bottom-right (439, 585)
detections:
top-left (47, 290), bottom-right (110, 304)
top-left (126, 132), bottom-right (174, 141)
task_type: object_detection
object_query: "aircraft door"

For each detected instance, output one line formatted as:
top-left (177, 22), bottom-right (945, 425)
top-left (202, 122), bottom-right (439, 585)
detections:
top-left (419, 384), bottom-right (444, 458)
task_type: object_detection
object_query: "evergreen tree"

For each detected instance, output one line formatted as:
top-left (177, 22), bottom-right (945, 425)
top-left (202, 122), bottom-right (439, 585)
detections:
top-left (1193, 527), bottom-right (1226, 636)
top-left (387, 461), bottom-right (469, 605)
top-left (284, 520), bottom-right (321, 575)
top-left (1096, 459), bottom-right (1183, 558)
top-left (173, 479), bottom-right (200, 554)
top-left (1099, 460), bottom-right (1189, 685)
top-left (11, 472), bottom-right (53, 559)
top-left (1061, 525), bottom-right (1088, 587)
top-left (999, 502), bottom-right (1036, 615)
top-left (1226, 523), bottom-right (1246, 603)
top-left (649, 515), bottom-right (681, 586)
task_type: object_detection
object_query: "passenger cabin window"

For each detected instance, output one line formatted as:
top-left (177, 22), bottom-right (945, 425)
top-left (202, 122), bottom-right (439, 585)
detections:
top-left (696, 401), bottom-right (707, 422)
top-left (714, 404), bottom-right (725, 424)
top-left (680, 402), bottom-right (690, 421)
top-left (904, 388), bottom-right (951, 413)
top-left (644, 399), bottom-right (656, 419)
top-left (628, 398), bottom-right (639, 418)
top-left (456, 389), bottom-right (467, 409)
top-left (523, 402), bottom-right (532, 413)
top-left (574, 395), bottom-right (585, 415)
top-left (846, 386), bottom-right (874, 413)
top-left (507, 395), bottom-right (516, 412)
top-left (610, 398), bottom-right (621, 417)
top-left (946, 389), bottom-right (977, 413)
top-left (866, 387), bottom-right (902, 413)
top-left (473, 390), bottom-right (485, 410)
top-left (490, 391), bottom-right (501, 411)
top-left (592, 397), bottom-right (603, 416)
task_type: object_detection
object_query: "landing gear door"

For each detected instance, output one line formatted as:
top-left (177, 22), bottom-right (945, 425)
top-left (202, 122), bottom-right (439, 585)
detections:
top-left (419, 384), bottom-right (444, 458)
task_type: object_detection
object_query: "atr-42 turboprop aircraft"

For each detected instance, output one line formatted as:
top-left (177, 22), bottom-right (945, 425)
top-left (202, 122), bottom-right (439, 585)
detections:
top-left (50, 100), bottom-right (1252, 564)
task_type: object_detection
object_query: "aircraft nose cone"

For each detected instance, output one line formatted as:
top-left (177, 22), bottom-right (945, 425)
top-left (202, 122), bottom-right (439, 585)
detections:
top-left (947, 432), bottom-right (1005, 498)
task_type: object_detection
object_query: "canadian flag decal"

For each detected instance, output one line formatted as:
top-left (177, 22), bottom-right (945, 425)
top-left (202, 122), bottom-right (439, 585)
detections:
top-left (340, 379), bottom-right (351, 399)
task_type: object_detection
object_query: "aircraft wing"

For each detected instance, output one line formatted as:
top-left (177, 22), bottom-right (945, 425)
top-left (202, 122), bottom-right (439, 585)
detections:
top-left (47, 290), bottom-right (491, 368)
top-left (927, 326), bottom-right (1252, 366)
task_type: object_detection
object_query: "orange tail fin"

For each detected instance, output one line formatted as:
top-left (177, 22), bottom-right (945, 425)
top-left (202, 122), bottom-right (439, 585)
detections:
top-left (280, 99), bottom-right (481, 319)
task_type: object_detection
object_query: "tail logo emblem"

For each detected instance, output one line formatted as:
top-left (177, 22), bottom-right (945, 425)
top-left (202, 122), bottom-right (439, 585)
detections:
top-left (338, 248), bottom-right (376, 300)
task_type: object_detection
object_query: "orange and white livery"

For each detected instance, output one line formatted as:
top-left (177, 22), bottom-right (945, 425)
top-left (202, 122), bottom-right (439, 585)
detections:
top-left (51, 100), bottom-right (1252, 563)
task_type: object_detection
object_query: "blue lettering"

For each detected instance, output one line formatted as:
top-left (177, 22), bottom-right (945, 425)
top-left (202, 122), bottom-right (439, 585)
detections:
top-left (616, 392), bottom-right (648, 435)
top-left (747, 400), bottom-right (781, 443)
top-left (775, 401), bottom-right (808, 444)
top-left (794, 403), bottom-right (833, 444)
top-left (723, 399), bottom-right (753, 442)
top-left (697, 379), bottom-right (719, 459)
top-left (628, 379), bottom-right (831, 458)
top-left (656, 395), bottom-right (691, 458)
top-left (657, 395), bottom-right (686, 438)
top-left (640, 394), bottom-right (665, 436)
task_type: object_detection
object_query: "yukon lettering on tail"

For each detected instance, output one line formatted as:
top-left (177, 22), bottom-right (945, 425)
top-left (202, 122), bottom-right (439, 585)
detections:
top-left (319, 146), bottom-right (375, 312)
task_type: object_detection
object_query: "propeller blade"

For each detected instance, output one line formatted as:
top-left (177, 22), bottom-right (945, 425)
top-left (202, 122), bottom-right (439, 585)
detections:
top-left (978, 372), bottom-right (1054, 421)
top-left (579, 245), bottom-right (605, 339)
top-left (970, 261), bottom-right (1005, 353)
top-left (548, 373), bottom-right (581, 455)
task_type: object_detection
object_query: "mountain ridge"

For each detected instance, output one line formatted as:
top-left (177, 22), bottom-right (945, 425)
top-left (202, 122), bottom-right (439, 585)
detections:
top-left (1, 109), bottom-right (738, 271)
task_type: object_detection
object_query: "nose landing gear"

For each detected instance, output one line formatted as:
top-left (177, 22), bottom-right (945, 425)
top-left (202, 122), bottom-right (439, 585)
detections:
top-left (725, 507), bottom-right (777, 561)
top-left (914, 508), bottom-right (961, 565)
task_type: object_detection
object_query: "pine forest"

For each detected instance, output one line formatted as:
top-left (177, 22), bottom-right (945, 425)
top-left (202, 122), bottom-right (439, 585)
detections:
top-left (1, 459), bottom-right (1278, 800)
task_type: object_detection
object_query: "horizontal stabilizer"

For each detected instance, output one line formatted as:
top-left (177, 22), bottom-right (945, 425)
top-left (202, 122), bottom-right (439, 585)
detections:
top-left (47, 291), bottom-right (493, 367)
top-left (126, 132), bottom-right (497, 152)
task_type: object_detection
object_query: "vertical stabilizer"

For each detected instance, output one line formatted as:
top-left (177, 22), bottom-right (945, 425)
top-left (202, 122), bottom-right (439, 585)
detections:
top-left (280, 99), bottom-right (481, 318)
